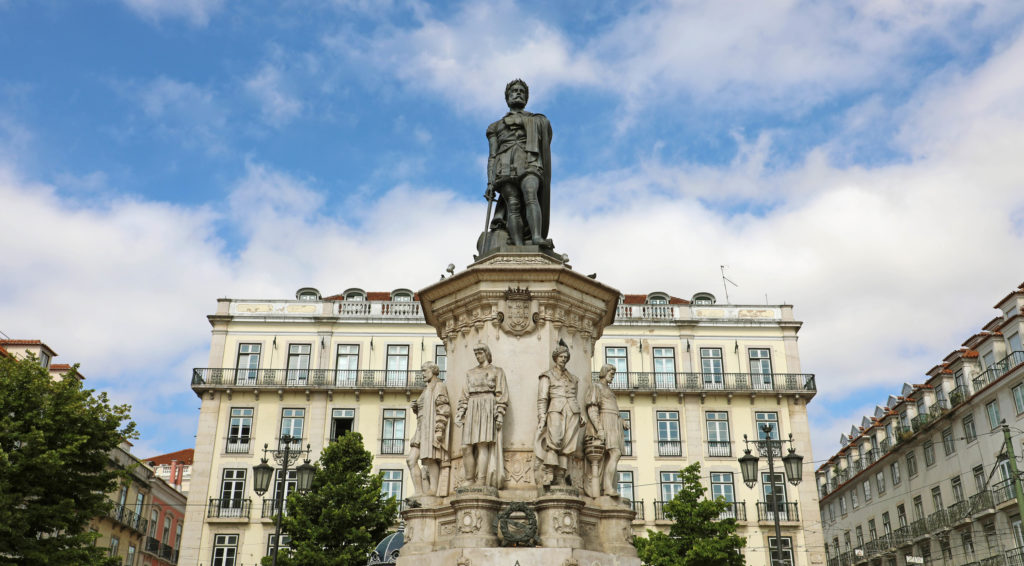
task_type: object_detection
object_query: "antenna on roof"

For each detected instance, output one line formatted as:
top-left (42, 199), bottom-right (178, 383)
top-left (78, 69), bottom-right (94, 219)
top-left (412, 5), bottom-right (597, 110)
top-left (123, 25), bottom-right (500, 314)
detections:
top-left (720, 265), bottom-right (738, 303)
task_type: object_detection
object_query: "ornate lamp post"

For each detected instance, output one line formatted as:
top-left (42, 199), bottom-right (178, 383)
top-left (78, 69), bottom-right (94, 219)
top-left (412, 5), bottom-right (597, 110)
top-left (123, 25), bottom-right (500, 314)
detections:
top-left (252, 435), bottom-right (316, 566)
top-left (738, 423), bottom-right (804, 566)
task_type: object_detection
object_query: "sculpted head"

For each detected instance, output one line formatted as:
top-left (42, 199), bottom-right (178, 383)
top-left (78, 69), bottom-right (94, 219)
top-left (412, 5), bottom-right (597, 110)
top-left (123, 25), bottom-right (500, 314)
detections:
top-left (421, 361), bottom-right (440, 381)
top-left (599, 363), bottom-right (616, 382)
top-left (473, 343), bottom-right (492, 364)
top-left (551, 344), bottom-right (570, 366)
top-left (505, 79), bottom-right (529, 109)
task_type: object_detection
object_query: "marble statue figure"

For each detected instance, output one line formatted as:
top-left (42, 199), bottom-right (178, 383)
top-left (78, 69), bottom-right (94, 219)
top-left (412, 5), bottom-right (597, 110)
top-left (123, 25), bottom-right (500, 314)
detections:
top-left (407, 361), bottom-right (451, 496)
top-left (455, 343), bottom-right (508, 488)
top-left (486, 79), bottom-right (553, 249)
top-left (535, 343), bottom-right (584, 487)
top-left (585, 364), bottom-right (629, 496)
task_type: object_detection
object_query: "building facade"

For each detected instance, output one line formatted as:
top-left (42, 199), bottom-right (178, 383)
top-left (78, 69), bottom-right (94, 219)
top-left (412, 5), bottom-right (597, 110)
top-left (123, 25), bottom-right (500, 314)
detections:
top-left (179, 286), bottom-right (824, 566)
top-left (817, 282), bottom-right (1024, 566)
top-left (147, 448), bottom-right (195, 495)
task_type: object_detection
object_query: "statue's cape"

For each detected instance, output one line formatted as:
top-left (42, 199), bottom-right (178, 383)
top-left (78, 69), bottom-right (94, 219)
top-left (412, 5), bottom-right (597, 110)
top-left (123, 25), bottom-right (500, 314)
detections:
top-left (489, 111), bottom-right (552, 240)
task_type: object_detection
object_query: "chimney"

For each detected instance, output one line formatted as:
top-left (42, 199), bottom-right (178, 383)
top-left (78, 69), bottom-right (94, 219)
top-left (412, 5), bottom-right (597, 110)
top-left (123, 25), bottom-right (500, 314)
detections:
top-left (170, 459), bottom-right (179, 487)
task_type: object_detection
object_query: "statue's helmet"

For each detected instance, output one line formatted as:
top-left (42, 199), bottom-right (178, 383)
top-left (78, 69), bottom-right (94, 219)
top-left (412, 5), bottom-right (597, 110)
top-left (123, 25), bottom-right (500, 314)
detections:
top-left (504, 78), bottom-right (529, 105)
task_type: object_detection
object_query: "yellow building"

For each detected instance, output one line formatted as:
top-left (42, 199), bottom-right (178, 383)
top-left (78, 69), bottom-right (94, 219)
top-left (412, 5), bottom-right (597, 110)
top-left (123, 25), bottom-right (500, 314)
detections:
top-left (179, 286), bottom-right (824, 566)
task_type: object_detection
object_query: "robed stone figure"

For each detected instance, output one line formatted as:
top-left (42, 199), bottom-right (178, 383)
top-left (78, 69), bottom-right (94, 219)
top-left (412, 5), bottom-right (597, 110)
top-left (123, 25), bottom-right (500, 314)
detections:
top-left (455, 343), bottom-right (508, 488)
top-left (486, 78), bottom-right (553, 249)
top-left (535, 343), bottom-right (584, 487)
top-left (407, 361), bottom-right (451, 497)
top-left (585, 364), bottom-right (629, 496)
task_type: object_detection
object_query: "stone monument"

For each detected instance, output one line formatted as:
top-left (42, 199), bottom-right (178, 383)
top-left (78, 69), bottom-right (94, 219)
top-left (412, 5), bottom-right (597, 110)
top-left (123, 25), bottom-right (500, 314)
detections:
top-left (399, 80), bottom-right (638, 566)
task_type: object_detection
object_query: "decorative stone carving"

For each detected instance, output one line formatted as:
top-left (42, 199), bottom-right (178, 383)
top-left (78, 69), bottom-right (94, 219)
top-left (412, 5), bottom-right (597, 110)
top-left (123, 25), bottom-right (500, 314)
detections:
top-left (500, 286), bottom-right (537, 336)
top-left (622, 525), bottom-right (633, 544)
top-left (455, 343), bottom-right (508, 488)
top-left (496, 501), bottom-right (540, 547)
top-left (535, 341), bottom-right (584, 489)
top-left (503, 452), bottom-right (535, 486)
top-left (562, 559), bottom-right (580, 566)
top-left (583, 364), bottom-right (629, 497)
top-left (552, 510), bottom-right (578, 535)
top-left (439, 521), bottom-right (456, 537)
top-left (456, 557), bottom-right (472, 566)
top-left (458, 509), bottom-right (484, 534)
top-left (407, 361), bottom-right (452, 497)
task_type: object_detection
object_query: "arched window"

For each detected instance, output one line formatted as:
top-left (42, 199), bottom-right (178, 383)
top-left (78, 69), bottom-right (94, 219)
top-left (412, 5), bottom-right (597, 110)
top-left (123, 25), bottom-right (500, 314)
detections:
top-left (295, 287), bottom-right (321, 301)
top-left (391, 290), bottom-right (413, 302)
top-left (647, 293), bottom-right (669, 305)
top-left (343, 288), bottom-right (365, 301)
top-left (691, 292), bottom-right (716, 305)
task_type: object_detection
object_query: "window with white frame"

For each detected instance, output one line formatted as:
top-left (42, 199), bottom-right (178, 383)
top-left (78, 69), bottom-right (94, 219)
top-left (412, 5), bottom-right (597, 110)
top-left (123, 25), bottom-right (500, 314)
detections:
top-left (863, 480), bottom-right (871, 501)
top-left (963, 414), bottom-right (978, 443)
top-left (986, 400), bottom-right (1001, 429)
top-left (768, 537), bottom-right (793, 566)
top-left (381, 469), bottom-right (403, 500)
top-left (219, 469), bottom-right (246, 516)
top-left (711, 472), bottom-right (735, 503)
top-left (839, 495), bottom-right (847, 515)
top-left (942, 427), bottom-right (956, 455)
top-left (876, 471), bottom-right (886, 494)
top-left (660, 471), bottom-right (682, 502)
top-left (756, 411), bottom-right (780, 455)
top-left (705, 412), bottom-right (731, 457)
top-left (952, 476), bottom-right (965, 503)
top-left (435, 344), bottom-right (447, 380)
top-left (236, 343), bottom-right (261, 382)
top-left (286, 344), bottom-right (311, 383)
top-left (227, 408), bottom-right (253, 453)
top-left (652, 347), bottom-right (676, 389)
top-left (923, 440), bottom-right (935, 467)
top-left (657, 411), bottom-right (681, 456)
top-left (906, 451), bottom-right (918, 477)
top-left (762, 472), bottom-right (789, 519)
top-left (212, 534), bottom-right (238, 566)
top-left (382, 409), bottom-right (406, 454)
top-left (279, 408), bottom-right (304, 449)
top-left (619, 410), bottom-right (633, 456)
top-left (336, 344), bottom-right (359, 385)
top-left (700, 348), bottom-right (724, 388)
top-left (269, 469), bottom-right (296, 515)
top-left (331, 408), bottom-right (355, 441)
top-left (126, 544), bottom-right (136, 566)
top-left (109, 536), bottom-right (119, 557)
top-left (267, 534), bottom-right (292, 559)
top-left (749, 348), bottom-right (773, 389)
top-left (605, 347), bottom-right (628, 388)
top-left (1014, 383), bottom-right (1024, 414)
top-left (617, 471), bottom-right (635, 501)
top-left (386, 345), bottom-right (410, 387)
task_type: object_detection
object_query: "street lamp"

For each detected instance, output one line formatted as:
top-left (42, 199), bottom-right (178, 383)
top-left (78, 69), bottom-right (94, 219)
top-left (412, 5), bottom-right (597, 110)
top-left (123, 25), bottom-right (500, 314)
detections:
top-left (252, 435), bottom-right (315, 566)
top-left (739, 423), bottom-right (804, 566)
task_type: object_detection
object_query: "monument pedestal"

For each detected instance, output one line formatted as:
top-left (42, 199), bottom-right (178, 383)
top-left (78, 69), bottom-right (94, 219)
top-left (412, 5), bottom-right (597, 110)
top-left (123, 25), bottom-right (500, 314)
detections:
top-left (450, 488), bottom-right (501, 548)
top-left (536, 487), bottom-right (584, 548)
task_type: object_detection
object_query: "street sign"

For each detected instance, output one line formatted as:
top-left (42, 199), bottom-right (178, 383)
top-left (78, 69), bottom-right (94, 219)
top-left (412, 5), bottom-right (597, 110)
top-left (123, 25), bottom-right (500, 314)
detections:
top-left (906, 556), bottom-right (924, 564)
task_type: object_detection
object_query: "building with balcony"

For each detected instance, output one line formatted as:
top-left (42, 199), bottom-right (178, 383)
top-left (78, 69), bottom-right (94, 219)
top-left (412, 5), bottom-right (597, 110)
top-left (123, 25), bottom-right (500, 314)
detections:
top-left (179, 286), bottom-right (824, 566)
top-left (147, 448), bottom-right (194, 495)
top-left (817, 282), bottom-right (1024, 566)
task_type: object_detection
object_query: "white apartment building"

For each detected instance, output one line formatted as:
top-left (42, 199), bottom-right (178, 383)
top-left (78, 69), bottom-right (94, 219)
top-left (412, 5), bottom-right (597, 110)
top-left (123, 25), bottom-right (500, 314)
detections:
top-left (179, 286), bottom-right (825, 566)
top-left (818, 282), bottom-right (1024, 566)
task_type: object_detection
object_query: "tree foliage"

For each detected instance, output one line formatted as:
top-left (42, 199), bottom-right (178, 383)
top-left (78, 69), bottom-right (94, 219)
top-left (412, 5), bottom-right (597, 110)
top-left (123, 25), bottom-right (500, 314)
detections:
top-left (634, 462), bottom-right (747, 566)
top-left (265, 432), bottom-right (399, 566)
top-left (0, 354), bottom-right (135, 565)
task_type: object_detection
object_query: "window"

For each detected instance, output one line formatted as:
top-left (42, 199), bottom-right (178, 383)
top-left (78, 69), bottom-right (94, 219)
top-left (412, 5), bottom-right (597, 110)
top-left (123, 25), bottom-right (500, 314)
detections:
top-left (828, 503), bottom-right (835, 521)
top-left (890, 461), bottom-right (901, 485)
top-left (605, 347), bottom-right (628, 388)
top-left (706, 412), bottom-right (731, 457)
top-left (851, 486), bottom-right (859, 509)
top-left (962, 531), bottom-right (975, 557)
top-left (162, 516), bottom-right (172, 545)
top-left (175, 523), bottom-right (182, 550)
top-left (899, 411), bottom-right (910, 429)
top-left (1014, 383), bottom-right (1024, 414)
top-left (974, 465), bottom-right (987, 493)
top-left (897, 504), bottom-right (907, 527)
top-left (1010, 332), bottom-right (1023, 353)
top-left (939, 536), bottom-right (952, 560)
top-left (382, 409), bottom-right (406, 454)
top-left (876, 471), bottom-right (886, 494)
top-left (711, 472), bottom-right (735, 503)
top-left (863, 480), bottom-right (872, 501)
top-left (617, 471), bottom-right (635, 501)
top-left (39, 350), bottom-right (51, 368)
top-left (931, 486), bottom-right (943, 511)
top-left (913, 495), bottom-right (924, 520)
top-left (267, 534), bottom-right (292, 559)
top-left (952, 476), bottom-right (965, 503)
top-left (619, 410), bottom-right (633, 456)
top-left (700, 348), bottom-right (724, 388)
top-left (386, 345), bottom-right (410, 386)
top-left (381, 469), bottom-right (403, 500)
top-left (987, 400), bottom-right (1001, 429)
top-left (906, 451), bottom-right (918, 477)
top-left (660, 471), bottom-right (683, 502)
top-left (267, 469), bottom-right (296, 516)
top-left (1014, 516), bottom-right (1024, 548)
top-left (963, 414), bottom-right (978, 443)
top-left (652, 347), bottom-right (676, 389)
top-left (227, 408), bottom-right (253, 453)
top-left (983, 351), bottom-right (996, 369)
top-left (657, 411), bottom-right (681, 456)
top-left (839, 495), bottom-right (848, 515)
top-left (749, 348), bottom-right (773, 389)
top-left (280, 408), bottom-right (304, 449)
top-left (331, 408), bottom-right (355, 441)
top-left (336, 345), bottom-right (359, 386)
top-left (882, 512), bottom-right (891, 535)
top-left (768, 537), bottom-right (793, 566)
top-left (435, 344), bottom-right (447, 380)
top-left (942, 427), bottom-right (955, 455)
top-left (286, 344), bottom-right (311, 383)
top-left (149, 509), bottom-right (159, 538)
top-left (126, 545), bottom-right (136, 566)
top-left (219, 469), bottom-right (246, 517)
top-left (236, 343), bottom-right (261, 382)
top-left (762, 472), bottom-right (790, 519)
top-left (756, 412), bottom-right (780, 455)
top-left (212, 534), bottom-right (238, 566)
top-left (109, 536), bottom-right (119, 557)
top-left (923, 440), bottom-right (935, 467)
top-left (856, 526), bottom-right (864, 547)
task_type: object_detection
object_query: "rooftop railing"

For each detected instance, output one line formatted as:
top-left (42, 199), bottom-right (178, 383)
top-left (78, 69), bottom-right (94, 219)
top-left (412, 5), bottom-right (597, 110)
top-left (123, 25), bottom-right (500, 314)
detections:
top-left (337, 300), bottom-right (422, 319)
top-left (973, 351), bottom-right (1024, 392)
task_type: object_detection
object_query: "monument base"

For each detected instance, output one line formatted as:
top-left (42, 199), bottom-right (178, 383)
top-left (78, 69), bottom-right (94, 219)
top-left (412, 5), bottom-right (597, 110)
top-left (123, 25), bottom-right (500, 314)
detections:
top-left (395, 547), bottom-right (641, 566)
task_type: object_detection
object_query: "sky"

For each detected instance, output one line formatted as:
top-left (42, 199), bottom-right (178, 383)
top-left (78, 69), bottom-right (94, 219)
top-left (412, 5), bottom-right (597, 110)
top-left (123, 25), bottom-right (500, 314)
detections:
top-left (1, 0), bottom-right (1023, 463)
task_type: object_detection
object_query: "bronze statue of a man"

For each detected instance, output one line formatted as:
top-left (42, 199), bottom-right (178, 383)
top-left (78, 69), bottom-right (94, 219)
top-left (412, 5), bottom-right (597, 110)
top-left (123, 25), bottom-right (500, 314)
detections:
top-left (486, 79), bottom-right (553, 249)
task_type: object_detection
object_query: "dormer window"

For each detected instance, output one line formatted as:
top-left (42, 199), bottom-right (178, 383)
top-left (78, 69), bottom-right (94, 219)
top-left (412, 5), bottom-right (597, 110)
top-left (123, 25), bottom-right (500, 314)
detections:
top-left (344, 290), bottom-right (365, 301)
top-left (39, 351), bottom-right (51, 368)
top-left (691, 292), bottom-right (716, 305)
top-left (647, 292), bottom-right (669, 305)
top-left (295, 287), bottom-right (321, 301)
top-left (392, 290), bottom-right (413, 302)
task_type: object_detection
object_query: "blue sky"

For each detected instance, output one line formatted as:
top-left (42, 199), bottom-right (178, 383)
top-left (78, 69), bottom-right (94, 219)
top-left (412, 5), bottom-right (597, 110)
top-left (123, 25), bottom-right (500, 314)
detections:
top-left (2, 0), bottom-right (1024, 462)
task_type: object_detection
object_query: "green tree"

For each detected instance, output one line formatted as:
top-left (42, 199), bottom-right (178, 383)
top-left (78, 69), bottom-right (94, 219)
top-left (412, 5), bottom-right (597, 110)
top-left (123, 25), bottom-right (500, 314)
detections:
top-left (0, 354), bottom-right (135, 565)
top-left (264, 432), bottom-right (399, 566)
top-left (635, 462), bottom-right (747, 566)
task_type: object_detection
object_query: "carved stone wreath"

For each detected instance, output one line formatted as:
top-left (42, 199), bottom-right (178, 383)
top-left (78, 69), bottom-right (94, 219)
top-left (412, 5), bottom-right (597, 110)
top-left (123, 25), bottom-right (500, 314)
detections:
top-left (457, 509), bottom-right (483, 534)
top-left (496, 501), bottom-right (540, 547)
top-left (552, 509), bottom-right (578, 535)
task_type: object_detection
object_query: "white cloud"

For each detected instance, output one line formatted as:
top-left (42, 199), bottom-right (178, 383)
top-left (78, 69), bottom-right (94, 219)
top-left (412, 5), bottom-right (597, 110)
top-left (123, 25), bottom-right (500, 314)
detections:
top-left (126, 76), bottom-right (228, 153)
top-left (244, 64), bottom-right (304, 127)
top-left (119, 0), bottom-right (225, 26)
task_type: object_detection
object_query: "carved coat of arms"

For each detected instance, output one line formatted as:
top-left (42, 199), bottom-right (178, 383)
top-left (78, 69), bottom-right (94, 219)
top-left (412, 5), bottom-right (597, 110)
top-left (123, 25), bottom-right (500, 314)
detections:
top-left (501, 286), bottom-right (536, 336)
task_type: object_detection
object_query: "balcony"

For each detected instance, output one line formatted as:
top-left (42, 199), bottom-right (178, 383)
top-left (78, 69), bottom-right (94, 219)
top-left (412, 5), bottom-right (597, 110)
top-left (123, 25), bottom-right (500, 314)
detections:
top-left (973, 351), bottom-right (1024, 392)
top-left (159, 543), bottom-right (175, 561)
top-left (381, 438), bottom-right (405, 455)
top-left (107, 503), bottom-right (147, 534)
top-left (336, 300), bottom-right (422, 319)
top-left (910, 413), bottom-right (932, 432)
top-left (909, 518), bottom-right (928, 538)
top-left (628, 499), bottom-right (645, 520)
top-left (653, 500), bottom-right (668, 520)
top-left (950, 384), bottom-right (970, 406)
top-left (225, 436), bottom-right (251, 454)
top-left (1006, 546), bottom-right (1024, 566)
top-left (718, 501), bottom-right (746, 521)
top-left (928, 399), bottom-right (951, 418)
top-left (207, 498), bottom-right (251, 519)
top-left (707, 441), bottom-right (732, 457)
top-left (145, 537), bottom-right (160, 554)
top-left (993, 479), bottom-right (1016, 506)
top-left (927, 508), bottom-right (949, 531)
top-left (756, 501), bottom-right (799, 522)
top-left (658, 440), bottom-right (682, 457)
top-left (970, 490), bottom-right (994, 513)
top-left (262, 498), bottom-right (288, 518)
top-left (193, 368), bottom-right (426, 392)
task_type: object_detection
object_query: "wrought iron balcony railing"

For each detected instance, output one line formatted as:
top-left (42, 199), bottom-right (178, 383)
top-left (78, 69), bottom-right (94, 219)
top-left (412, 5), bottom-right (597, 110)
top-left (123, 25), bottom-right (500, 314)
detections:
top-left (262, 498), bottom-right (287, 518)
top-left (718, 501), bottom-right (746, 521)
top-left (909, 518), bottom-right (928, 537)
top-left (192, 368), bottom-right (426, 390)
top-left (207, 498), bottom-right (251, 519)
top-left (653, 500), bottom-right (668, 520)
top-left (381, 438), bottom-right (405, 455)
top-left (756, 501), bottom-right (799, 522)
top-left (910, 413), bottom-right (932, 432)
top-left (973, 351), bottom-right (1024, 392)
top-left (225, 436), bottom-right (251, 454)
top-left (707, 441), bottom-right (732, 457)
top-left (144, 536), bottom-right (160, 554)
top-left (970, 490), bottom-right (994, 513)
top-left (658, 440), bottom-right (682, 457)
top-left (993, 479), bottom-right (1016, 506)
top-left (628, 499), bottom-right (644, 520)
top-left (603, 371), bottom-right (816, 394)
top-left (950, 384), bottom-right (970, 406)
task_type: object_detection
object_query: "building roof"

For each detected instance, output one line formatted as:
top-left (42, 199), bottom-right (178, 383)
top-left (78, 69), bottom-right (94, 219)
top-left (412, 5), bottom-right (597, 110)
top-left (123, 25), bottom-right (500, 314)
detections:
top-left (146, 448), bottom-right (195, 466)
top-left (0, 339), bottom-right (57, 355)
